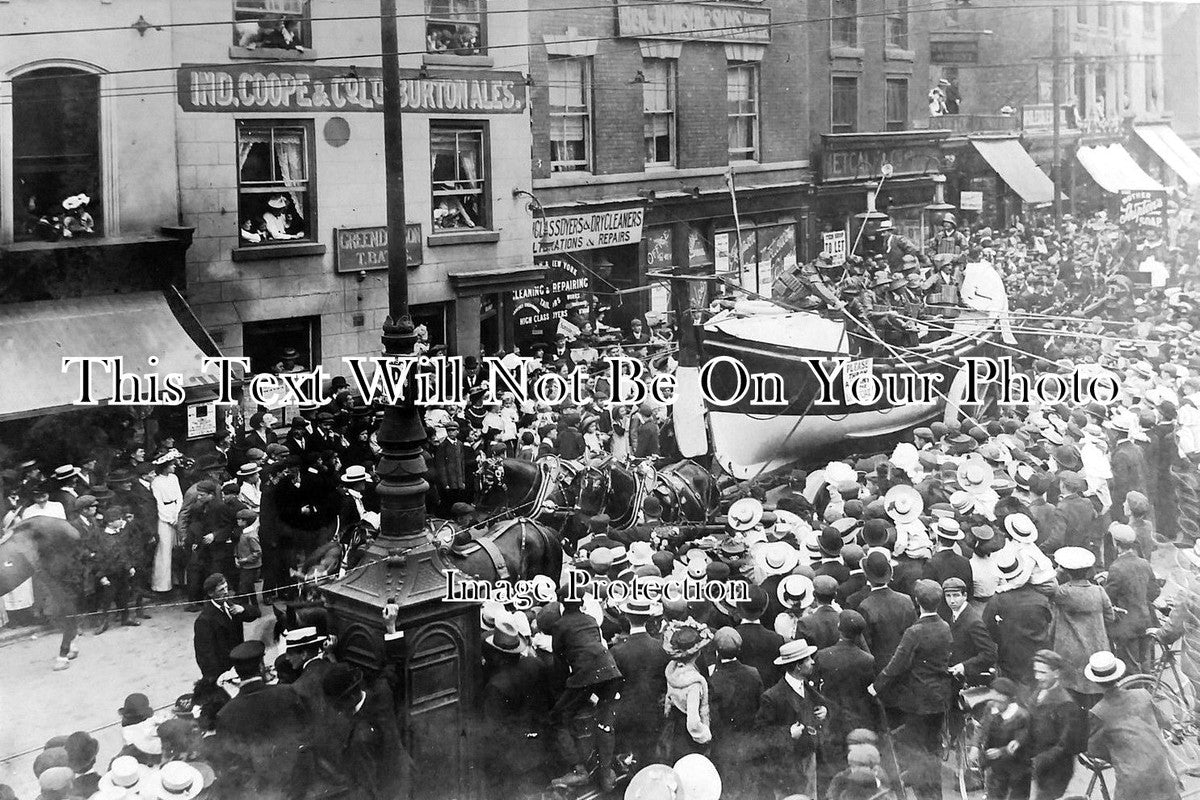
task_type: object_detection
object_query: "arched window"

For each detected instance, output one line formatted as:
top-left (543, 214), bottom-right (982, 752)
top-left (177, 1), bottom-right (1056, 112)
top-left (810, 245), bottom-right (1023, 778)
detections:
top-left (11, 67), bottom-right (102, 242)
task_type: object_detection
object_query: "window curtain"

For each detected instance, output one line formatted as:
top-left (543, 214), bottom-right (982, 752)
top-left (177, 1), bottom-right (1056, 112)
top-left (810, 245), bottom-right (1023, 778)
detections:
top-left (273, 131), bottom-right (305, 218)
top-left (238, 130), bottom-right (269, 176)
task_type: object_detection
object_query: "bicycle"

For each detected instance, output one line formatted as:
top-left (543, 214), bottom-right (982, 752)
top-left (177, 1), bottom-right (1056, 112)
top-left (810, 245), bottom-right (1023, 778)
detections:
top-left (941, 679), bottom-right (997, 800)
top-left (1118, 630), bottom-right (1200, 779)
top-left (1077, 753), bottom-right (1113, 800)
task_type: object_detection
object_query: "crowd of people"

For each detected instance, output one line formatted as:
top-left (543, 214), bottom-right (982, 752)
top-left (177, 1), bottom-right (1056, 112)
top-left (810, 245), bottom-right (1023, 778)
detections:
top-left (5, 200), bottom-right (1200, 800)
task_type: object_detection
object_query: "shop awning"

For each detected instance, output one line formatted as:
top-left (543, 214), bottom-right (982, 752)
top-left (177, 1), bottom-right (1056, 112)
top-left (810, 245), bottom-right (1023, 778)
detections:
top-left (449, 265), bottom-right (548, 294)
top-left (1075, 143), bottom-right (1165, 194)
top-left (0, 290), bottom-right (225, 421)
top-left (971, 139), bottom-right (1059, 205)
top-left (1133, 124), bottom-right (1200, 190)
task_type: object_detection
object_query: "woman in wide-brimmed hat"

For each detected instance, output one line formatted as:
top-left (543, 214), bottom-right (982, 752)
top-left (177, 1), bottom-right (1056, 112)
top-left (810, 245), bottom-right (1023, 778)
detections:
top-left (661, 619), bottom-right (713, 761)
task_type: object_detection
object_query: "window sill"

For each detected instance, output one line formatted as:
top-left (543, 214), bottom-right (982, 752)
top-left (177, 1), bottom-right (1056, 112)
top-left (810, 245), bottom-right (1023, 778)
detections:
top-left (885, 46), bottom-right (915, 61)
top-left (830, 46), bottom-right (865, 60)
top-left (427, 230), bottom-right (500, 247)
top-left (232, 242), bottom-right (326, 262)
top-left (229, 46), bottom-right (319, 61)
top-left (422, 53), bottom-right (495, 68)
top-left (0, 233), bottom-right (187, 252)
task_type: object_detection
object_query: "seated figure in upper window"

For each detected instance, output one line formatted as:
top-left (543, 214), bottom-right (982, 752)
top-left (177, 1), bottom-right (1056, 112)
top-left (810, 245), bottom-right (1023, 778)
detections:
top-left (237, 15), bottom-right (304, 51)
top-left (261, 195), bottom-right (305, 240)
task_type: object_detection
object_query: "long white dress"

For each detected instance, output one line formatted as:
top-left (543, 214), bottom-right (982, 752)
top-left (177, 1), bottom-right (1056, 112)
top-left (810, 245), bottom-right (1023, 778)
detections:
top-left (150, 473), bottom-right (182, 592)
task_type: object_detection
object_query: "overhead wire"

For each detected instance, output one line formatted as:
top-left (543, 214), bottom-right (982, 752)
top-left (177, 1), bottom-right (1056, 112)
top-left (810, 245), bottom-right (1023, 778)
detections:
top-left (0, 0), bottom-right (1110, 104)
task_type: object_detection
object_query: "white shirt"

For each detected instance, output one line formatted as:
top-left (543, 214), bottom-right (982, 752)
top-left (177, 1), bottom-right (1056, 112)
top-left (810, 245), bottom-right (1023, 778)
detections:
top-left (784, 671), bottom-right (807, 698)
top-left (21, 501), bottom-right (66, 521)
top-left (150, 473), bottom-right (183, 524)
top-left (238, 481), bottom-right (262, 513)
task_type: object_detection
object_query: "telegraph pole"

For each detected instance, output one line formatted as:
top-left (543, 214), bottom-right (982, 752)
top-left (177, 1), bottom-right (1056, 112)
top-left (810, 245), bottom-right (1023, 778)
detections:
top-left (1051, 5), bottom-right (1063, 225)
top-left (376, 0), bottom-right (429, 544)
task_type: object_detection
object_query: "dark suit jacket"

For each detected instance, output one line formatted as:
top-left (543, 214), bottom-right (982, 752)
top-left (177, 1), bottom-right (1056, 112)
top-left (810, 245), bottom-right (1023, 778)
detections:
top-left (752, 676), bottom-right (826, 791)
top-left (857, 586), bottom-right (917, 668)
top-left (611, 631), bottom-right (670, 732)
top-left (1057, 494), bottom-right (1100, 550)
top-left (798, 605), bottom-right (841, 650)
top-left (814, 560), bottom-right (852, 586)
top-left (1105, 551), bottom-right (1159, 640)
top-left (193, 601), bottom-right (257, 680)
top-left (838, 571), bottom-right (868, 606)
top-left (984, 587), bottom-right (1052, 685)
top-left (736, 621), bottom-right (785, 688)
top-left (1028, 683), bottom-right (1085, 778)
top-left (708, 658), bottom-right (763, 735)
top-left (924, 549), bottom-right (974, 598)
top-left (552, 610), bottom-right (622, 688)
top-left (949, 604), bottom-right (997, 683)
top-left (341, 678), bottom-right (408, 800)
top-left (1029, 498), bottom-right (1068, 553)
top-left (815, 639), bottom-right (876, 737)
top-left (872, 614), bottom-right (953, 713)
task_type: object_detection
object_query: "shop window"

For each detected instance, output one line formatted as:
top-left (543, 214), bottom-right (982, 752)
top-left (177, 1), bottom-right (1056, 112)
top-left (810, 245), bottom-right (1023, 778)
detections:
top-left (11, 68), bottom-right (102, 243)
top-left (237, 121), bottom-right (314, 245)
top-left (715, 224), bottom-right (797, 297)
top-left (412, 302), bottom-right (450, 351)
top-left (242, 316), bottom-right (320, 376)
top-left (548, 57), bottom-right (591, 173)
top-left (886, 78), bottom-right (908, 131)
top-left (431, 124), bottom-right (488, 230)
top-left (233, 0), bottom-right (309, 51)
top-left (426, 0), bottom-right (485, 56)
top-left (479, 293), bottom-right (503, 356)
top-left (831, 0), bottom-right (858, 47)
top-left (886, 0), bottom-right (909, 48)
top-left (1145, 55), bottom-right (1159, 112)
top-left (643, 59), bottom-right (676, 167)
top-left (727, 63), bottom-right (759, 162)
top-left (831, 76), bottom-right (858, 134)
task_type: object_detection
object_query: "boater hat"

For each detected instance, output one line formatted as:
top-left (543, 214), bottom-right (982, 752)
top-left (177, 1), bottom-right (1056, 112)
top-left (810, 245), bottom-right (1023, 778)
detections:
top-left (1083, 651), bottom-right (1126, 684)
top-left (774, 638), bottom-right (819, 666)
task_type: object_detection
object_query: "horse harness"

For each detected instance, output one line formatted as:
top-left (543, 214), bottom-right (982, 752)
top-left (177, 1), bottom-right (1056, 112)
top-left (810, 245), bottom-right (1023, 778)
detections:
top-left (446, 518), bottom-right (532, 581)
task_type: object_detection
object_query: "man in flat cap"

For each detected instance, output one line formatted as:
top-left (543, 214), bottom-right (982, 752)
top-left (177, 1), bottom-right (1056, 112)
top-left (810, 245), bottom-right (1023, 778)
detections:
top-left (870, 579), bottom-right (953, 800)
top-left (1105, 523), bottom-right (1160, 671)
top-left (707, 626), bottom-right (763, 795)
top-left (1027, 650), bottom-right (1085, 800)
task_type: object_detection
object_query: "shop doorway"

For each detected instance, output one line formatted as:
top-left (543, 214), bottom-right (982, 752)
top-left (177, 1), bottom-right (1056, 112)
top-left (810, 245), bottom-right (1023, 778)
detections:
top-left (242, 315), bottom-right (321, 374)
top-left (479, 294), bottom-right (503, 356)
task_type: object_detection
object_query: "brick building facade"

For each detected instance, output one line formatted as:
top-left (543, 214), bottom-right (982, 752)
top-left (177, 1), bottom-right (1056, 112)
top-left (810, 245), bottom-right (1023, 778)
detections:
top-left (524, 0), bottom-right (813, 346)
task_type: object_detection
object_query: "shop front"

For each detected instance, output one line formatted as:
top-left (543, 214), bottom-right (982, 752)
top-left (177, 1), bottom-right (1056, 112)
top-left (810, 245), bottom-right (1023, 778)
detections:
top-left (1075, 143), bottom-right (1168, 224)
top-left (510, 204), bottom-right (646, 350)
top-left (1131, 123), bottom-right (1200, 195)
top-left (815, 131), bottom-right (952, 256)
top-left (945, 136), bottom-right (1059, 231)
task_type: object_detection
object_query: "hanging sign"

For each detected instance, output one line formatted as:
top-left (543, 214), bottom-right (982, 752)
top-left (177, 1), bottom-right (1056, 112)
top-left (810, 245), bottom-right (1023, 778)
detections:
top-left (960, 191), bottom-right (984, 211)
top-left (186, 401), bottom-right (218, 440)
top-left (178, 64), bottom-right (528, 113)
top-left (1118, 191), bottom-right (1166, 226)
top-left (334, 224), bottom-right (423, 273)
top-left (822, 230), bottom-right (848, 265)
top-left (512, 259), bottom-right (592, 345)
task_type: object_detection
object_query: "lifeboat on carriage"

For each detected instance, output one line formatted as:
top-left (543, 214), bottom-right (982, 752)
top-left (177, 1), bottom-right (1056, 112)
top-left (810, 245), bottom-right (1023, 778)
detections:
top-left (687, 261), bottom-right (1011, 480)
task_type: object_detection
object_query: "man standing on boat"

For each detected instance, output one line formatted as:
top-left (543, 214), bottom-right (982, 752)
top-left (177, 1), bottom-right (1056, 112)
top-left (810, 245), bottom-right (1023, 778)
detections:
top-left (865, 217), bottom-right (929, 273)
top-left (928, 212), bottom-right (969, 257)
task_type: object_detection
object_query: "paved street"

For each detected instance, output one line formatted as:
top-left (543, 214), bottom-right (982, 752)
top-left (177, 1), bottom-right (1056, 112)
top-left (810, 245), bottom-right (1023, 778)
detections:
top-left (0, 605), bottom-right (273, 799)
